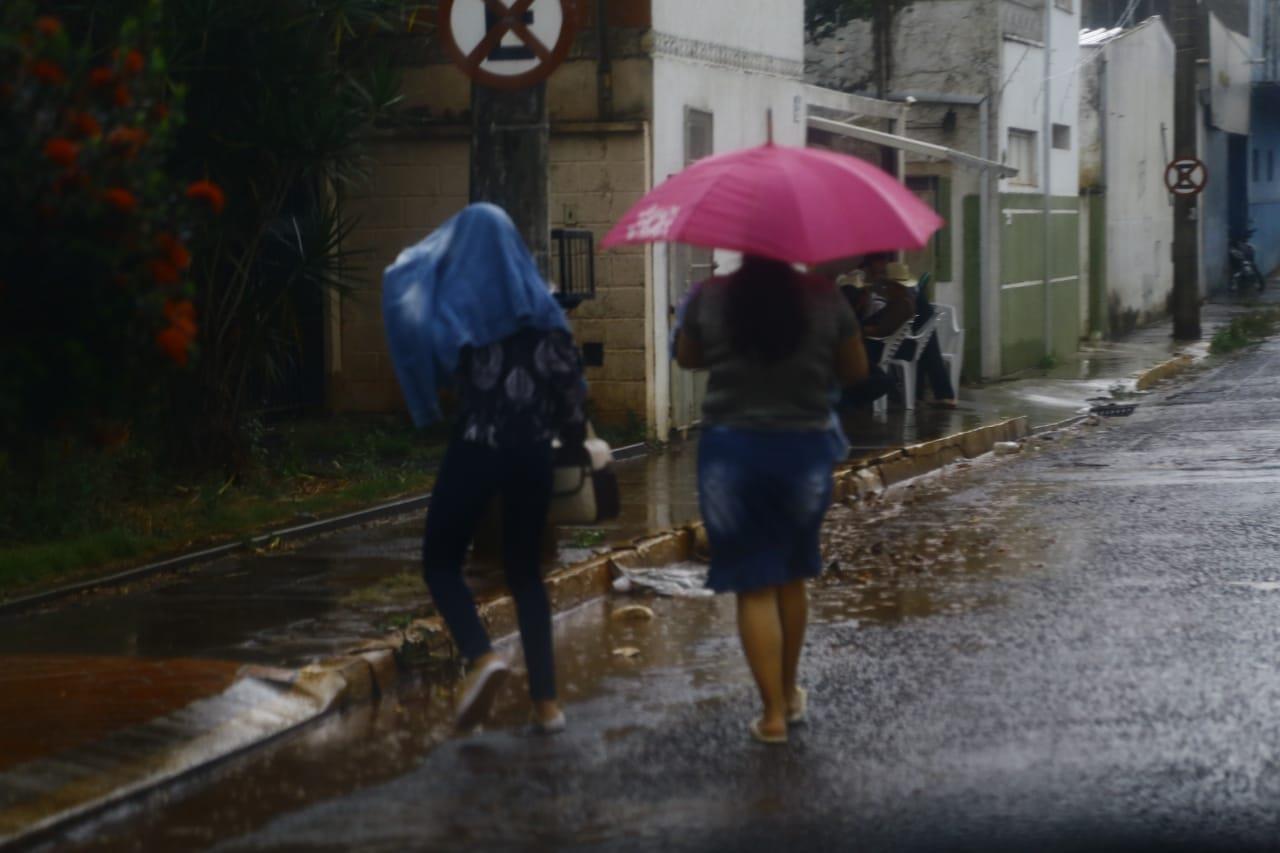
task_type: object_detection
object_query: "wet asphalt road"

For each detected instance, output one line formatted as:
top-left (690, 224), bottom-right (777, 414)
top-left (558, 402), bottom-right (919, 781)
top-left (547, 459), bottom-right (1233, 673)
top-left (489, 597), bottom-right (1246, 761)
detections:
top-left (58, 338), bottom-right (1280, 852)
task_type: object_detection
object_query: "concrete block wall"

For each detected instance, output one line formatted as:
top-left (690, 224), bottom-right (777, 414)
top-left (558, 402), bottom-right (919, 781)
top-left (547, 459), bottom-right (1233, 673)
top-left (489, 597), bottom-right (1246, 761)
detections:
top-left (331, 129), bottom-right (650, 428)
top-left (550, 130), bottom-right (649, 426)
top-left (330, 138), bottom-right (470, 413)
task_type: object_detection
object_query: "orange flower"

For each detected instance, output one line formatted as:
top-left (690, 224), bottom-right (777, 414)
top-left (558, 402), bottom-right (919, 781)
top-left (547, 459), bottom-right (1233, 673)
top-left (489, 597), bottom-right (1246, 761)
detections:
top-left (30, 60), bottom-right (66, 86)
top-left (164, 299), bottom-right (198, 337)
top-left (112, 84), bottom-right (132, 108)
top-left (106, 126), bottom-right (147, 157)
top-left (43, 138), bottom-right (79, 168)
top-left (121, 50), bottom-right (145, 75)
top-left (148, 258), bottom-right (180, 285)
top-left (34, 16), bottom-right (63, 38)
top-left (185, 180), bottom-right (226, 215)
top-left (155, 233), bottom-right (192, 269)
top-left (89, 67), bottom-right (114, 88)
top-left (170, 242), bottom-right (192, 270)
top-left (156, 326), bottom-right (191, 366)
top-left (68, 112), bottom-right (102, 139)
top-left (103, 187), bottom-right (138, 214)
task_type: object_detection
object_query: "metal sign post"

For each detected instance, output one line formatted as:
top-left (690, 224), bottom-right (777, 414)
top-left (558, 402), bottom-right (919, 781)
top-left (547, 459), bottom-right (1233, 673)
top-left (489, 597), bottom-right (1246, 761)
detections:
top-left (1170, 0), bottom-right (1202, 339)
top-left (438, 0), bottom-right (579, 277)
top-left (438, 0), bottom-right (581, 564)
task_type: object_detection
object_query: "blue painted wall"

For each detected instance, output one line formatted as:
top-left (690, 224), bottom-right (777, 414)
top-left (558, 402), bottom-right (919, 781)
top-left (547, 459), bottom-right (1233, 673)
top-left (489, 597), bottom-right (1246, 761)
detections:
top-left (1202, 127), bottom-right (1233, 290)
top-left (1249, 88), bottom-right (1280, 278)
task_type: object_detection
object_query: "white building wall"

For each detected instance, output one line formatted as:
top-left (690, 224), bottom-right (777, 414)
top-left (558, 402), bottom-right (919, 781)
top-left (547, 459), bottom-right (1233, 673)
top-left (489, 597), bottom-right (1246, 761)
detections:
top-left (998, 2), bottom-right (1080, 197)
top-left (1077, 45), bottom-right (1103, 188)
top-left (1103, 21), bottom-right (1175, 328)
top-left (652, 0), bottom-right (804, 62)
top-left (646, 2), bottom-right (809, 435)
top-left (1208, 11), bottom-right (1252, 135)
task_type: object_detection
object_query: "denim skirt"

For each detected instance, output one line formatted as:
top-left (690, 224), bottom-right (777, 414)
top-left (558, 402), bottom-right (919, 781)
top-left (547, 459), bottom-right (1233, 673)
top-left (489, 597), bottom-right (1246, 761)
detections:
top-left (697, 423), bottom-right (845, 594)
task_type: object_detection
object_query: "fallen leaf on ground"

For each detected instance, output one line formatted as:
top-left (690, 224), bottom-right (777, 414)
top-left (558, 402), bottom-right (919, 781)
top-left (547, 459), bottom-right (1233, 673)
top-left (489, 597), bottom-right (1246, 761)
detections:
top-left (611, 604), bottom-right (655, 622)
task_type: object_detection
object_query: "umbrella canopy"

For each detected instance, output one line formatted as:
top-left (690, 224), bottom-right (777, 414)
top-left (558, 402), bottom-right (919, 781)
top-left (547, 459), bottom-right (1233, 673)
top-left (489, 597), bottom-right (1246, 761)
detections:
top-left (602, 144), bottom-right (944, 265)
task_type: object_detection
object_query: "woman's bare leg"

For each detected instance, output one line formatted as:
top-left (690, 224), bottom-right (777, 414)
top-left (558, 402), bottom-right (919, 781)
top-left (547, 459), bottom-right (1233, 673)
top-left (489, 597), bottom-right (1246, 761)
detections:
top-left (777, 579), bottom-right (808, 709)
top-left (737, 586), bottom-right (787, 737)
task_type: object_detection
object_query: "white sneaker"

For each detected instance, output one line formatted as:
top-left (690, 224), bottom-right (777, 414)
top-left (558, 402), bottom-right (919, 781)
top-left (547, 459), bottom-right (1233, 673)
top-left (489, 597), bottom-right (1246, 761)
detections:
top-left (455, 657), bottom-right (510, 731)
top-left (530, 709), bottom-right (566, 735)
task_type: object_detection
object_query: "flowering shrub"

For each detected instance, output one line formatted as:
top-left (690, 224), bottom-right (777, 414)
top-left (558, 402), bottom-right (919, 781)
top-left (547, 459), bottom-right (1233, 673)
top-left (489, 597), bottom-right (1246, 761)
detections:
top-left (0, 3), bottom-right (222, 459)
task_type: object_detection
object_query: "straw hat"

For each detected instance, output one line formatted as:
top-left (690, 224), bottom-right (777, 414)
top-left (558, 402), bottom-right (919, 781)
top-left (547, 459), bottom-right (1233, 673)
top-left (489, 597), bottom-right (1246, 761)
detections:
top-left (885, 261), bottom-right (918, 288)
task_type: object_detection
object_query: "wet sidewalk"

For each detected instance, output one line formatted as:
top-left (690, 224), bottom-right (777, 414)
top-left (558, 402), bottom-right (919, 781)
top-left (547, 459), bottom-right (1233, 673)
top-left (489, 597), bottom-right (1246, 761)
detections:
top-left (0, 294), bottom-right (1270, 845)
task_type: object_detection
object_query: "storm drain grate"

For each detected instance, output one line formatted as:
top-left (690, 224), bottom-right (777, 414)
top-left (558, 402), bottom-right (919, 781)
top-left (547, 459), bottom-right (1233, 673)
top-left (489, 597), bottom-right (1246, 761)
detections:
top-left (1091, 403), bottom-right (1138, 417)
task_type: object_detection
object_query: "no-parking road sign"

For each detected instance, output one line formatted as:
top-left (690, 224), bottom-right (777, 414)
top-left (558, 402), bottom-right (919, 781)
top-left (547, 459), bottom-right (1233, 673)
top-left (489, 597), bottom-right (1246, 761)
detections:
top-left (1164, 157), bottom-right (1209, 197)
top-left (438, 0), bottom-right (579, 90)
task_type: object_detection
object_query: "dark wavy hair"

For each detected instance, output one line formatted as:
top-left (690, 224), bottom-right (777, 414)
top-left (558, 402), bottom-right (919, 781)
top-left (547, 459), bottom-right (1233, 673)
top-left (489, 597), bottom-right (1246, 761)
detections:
top-left (725, 254), bottom-right (808, 364)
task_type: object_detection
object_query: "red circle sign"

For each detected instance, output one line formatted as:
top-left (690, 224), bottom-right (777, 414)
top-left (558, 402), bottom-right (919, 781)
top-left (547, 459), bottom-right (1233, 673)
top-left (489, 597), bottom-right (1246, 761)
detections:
top-left (438, 0), bottom-right (578, 90)
top-left (1164, 158), bottom-right (1209, 196)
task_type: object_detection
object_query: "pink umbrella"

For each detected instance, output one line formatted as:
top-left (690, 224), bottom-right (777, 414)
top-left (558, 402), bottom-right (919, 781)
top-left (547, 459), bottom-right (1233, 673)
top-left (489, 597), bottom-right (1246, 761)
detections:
top-left (602, 143), bottom-right (943, 264)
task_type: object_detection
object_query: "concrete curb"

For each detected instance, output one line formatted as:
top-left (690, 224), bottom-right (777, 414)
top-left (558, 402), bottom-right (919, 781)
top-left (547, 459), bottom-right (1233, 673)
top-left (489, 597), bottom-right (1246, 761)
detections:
top-left (0, 441), bottom-right (652, 617)
top-left (0, 652), bottom-right (390, 850)
top-left (1135, 353), bottom-right (1195, 391)
top-left (0, 494), bottom-right (429, 617)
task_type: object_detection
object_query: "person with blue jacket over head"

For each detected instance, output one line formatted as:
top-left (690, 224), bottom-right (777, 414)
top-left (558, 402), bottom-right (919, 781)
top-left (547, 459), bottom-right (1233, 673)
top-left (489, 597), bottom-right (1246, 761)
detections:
top-left (383, 203), bottom-right (587, 735)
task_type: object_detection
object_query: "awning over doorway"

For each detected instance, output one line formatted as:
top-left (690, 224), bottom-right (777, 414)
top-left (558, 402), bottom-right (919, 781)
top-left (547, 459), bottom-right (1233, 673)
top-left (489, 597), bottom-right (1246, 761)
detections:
top-left (806, 113), bottom-right (1018, 178)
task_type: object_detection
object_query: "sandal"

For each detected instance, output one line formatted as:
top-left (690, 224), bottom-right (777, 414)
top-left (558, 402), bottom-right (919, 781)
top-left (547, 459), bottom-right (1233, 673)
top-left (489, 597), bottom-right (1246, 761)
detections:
top-left (455, 657), bottom-right (510, 732)
top-left (750, 719), bottom-right (788, 745)
top-left (787, 687), bottom-right (808, 725)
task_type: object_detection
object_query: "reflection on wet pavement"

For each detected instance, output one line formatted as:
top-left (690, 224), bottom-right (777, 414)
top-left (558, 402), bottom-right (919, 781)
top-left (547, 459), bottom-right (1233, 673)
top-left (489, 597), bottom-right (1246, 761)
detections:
top-left (48, 452), bottom-right (1058, 852)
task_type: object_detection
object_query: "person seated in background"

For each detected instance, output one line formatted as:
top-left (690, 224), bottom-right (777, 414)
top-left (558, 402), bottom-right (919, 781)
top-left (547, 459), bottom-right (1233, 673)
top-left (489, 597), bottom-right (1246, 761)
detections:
top-left (837, 254), bottom-right (916, 409)
top-left (849, 255), bottom-right (916, 344)
top-left (889, 272), bottom-right (959, 410)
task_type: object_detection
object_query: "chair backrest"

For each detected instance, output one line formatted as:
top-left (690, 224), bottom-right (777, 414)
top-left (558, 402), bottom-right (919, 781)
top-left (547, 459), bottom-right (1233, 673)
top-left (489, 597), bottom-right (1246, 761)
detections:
top-left (887, 311), bottom-right (941, 367)
top-left (933, 303), bottom-right (962, 355)
top-left (875, 319), bottom-right (915, 368)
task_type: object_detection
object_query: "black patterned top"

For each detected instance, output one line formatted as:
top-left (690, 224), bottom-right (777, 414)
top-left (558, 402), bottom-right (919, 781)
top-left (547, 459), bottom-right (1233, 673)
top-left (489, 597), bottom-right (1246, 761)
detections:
top-left (455, 327), bottom-right (588, 449)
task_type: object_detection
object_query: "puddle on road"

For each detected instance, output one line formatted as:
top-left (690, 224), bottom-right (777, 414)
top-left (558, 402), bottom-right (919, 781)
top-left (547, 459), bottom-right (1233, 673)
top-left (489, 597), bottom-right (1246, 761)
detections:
top-left (46, 464), bottom-right (1056, 852)
top-left (1227, 581), bottom-right (1280, 592)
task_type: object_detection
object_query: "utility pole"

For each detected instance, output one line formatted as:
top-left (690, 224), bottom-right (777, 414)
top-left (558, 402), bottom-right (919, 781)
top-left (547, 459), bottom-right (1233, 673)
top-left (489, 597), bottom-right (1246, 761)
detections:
top-left (1041, 0), bottom-right (1054, 360)
top-left (1171, 0), bottom-right (1201, 339)
top-left (470, 82), bottom-right (551, 276)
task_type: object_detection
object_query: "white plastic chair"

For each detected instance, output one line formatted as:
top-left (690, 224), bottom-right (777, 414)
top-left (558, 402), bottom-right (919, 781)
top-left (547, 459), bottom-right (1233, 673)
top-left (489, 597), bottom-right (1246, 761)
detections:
top-left (884, 312), bottom-right (941, 411)
top-left (866, 318), bottom-right (915, 414)
top-left (933, 303), bottom-right (965, 393)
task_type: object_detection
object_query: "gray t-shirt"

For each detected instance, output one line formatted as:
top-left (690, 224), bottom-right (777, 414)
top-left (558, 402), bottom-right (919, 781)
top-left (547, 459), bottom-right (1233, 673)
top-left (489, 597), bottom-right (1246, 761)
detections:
top-left (682, 273), bottom-right (858, 431)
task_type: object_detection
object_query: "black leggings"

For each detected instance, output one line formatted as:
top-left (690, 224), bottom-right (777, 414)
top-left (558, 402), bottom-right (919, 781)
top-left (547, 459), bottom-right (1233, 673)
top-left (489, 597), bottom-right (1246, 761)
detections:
top-left (421, 437), bottom-right (556, 701)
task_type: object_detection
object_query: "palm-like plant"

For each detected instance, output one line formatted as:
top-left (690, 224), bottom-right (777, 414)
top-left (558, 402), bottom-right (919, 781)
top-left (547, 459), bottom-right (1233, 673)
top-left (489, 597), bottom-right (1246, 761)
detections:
top-left (157, 0), bottom-right (406, 465)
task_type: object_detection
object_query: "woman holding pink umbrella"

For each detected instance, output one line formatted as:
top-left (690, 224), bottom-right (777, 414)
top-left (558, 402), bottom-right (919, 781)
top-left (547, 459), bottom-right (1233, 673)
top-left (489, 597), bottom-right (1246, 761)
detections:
top-left (605, 139), bottom-right (942, 743)
top-left (675, 255), bottom-right (867, 743)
